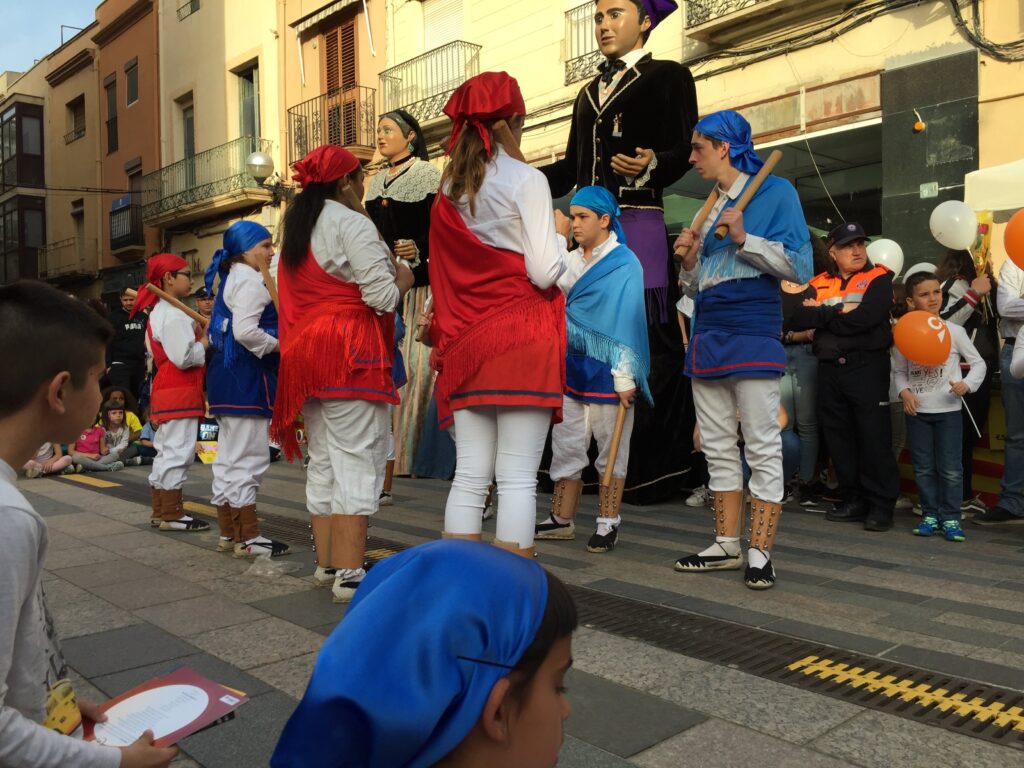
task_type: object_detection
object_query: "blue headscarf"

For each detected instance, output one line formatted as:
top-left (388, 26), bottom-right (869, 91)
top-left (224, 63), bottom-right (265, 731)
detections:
top-left (694, 110), bottom-right (764, 175)
top-left (570, 185), bottom-right (626, 245)
top-left (270, 540), bottom-right (548, 768)
top-left (203, 220), bottom-right (272, 295)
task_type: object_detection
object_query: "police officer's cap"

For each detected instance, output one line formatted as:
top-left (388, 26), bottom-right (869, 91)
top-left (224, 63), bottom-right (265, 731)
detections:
top-left (827, 222), bottom-right (868, 247)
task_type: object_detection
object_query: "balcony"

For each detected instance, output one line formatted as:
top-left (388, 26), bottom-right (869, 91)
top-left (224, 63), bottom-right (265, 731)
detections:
top-left (110, 203), bottom-right (145, 253)
top-left (565, 3), bottom-right (602, 86)
top-left (38, 238), bottom-right (98, 283)
top-left (140, 136), bottom-right (274, 227)
top-left (685, 0), bottom-right (859, 45)
top-left (64, 126), bottom-right (85, 144)
top-left (287, 85), bottom-right (376, 166)
top-left (379, 41), bottom-right (481, 124)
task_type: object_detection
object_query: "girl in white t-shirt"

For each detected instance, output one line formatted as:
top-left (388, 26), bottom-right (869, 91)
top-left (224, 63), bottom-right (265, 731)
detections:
top-left (894, 272), bottom-right (986, 542)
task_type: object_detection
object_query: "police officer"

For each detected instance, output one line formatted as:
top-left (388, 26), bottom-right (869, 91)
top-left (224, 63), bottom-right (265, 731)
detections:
top-left (193, 286), bottom-right (215, 320)
top-left (791, 222), bottom-right (900, 531)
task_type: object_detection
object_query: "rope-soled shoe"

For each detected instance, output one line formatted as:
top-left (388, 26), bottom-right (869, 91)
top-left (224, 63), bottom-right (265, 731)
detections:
top-left (535, 515), bottom-right (575, 540)
top-left (674, 543), bottom-right (743, 572)
top-left (586, 524), bottom-right (618, 554)
top-left (744, 559), bottom-right (776, 590)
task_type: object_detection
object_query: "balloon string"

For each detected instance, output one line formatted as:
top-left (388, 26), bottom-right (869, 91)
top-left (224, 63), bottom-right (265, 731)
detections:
top-left (962, 399), bottom-right (982, 440)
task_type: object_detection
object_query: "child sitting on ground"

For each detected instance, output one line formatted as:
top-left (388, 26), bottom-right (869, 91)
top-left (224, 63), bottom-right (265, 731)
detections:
top-left (23, 442), bottom-right (78, 478)
top-left (100, 401), bottom-right (141, 467)
top-left (271, 539), bottom-right (576, 767)
top-left (70, 420), bottom-right (124, 473)
top-left (895, 271), bottom-right (986, 542)
top-left (0, 280), bottom-right (177, 767)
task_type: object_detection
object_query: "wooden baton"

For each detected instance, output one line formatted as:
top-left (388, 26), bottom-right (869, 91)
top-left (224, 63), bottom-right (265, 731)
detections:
top-left (414, 294), bottom-right (433, 344)
top-left (601, 401), bottom-right (629, 488)
top-left (144, 283), bottom-right (209, 326)
top-left (258, 261), bottom-right (280, 313)
top-left (673, 188), bottom-right (720, 261)
top-left (713, 149), bottom-right (783, 240)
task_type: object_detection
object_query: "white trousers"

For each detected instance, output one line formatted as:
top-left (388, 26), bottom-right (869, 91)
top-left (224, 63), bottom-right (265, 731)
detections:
top-left (550, 397), bottom-right (634, 481)
top-left (149, 417), bottom-right (198, 491)
top-left (692, 377), bottom-right (783, 503)
top-left (444, 406), bottom-right (551, 548)
top-left (303, 398), bottom-right (389, 517)
top-left (211, 416), bottom-right (270, 507)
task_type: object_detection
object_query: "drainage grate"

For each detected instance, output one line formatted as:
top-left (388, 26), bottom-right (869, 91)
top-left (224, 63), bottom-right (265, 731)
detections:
top-left (82, 479), bottom-right (1024, 750)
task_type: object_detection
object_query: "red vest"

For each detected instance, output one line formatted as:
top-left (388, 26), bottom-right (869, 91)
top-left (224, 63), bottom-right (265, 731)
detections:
top-left (148, 319), bottom-right (205, 422)
top-left (428, 194), bottom-right (565, 428)
top-left (271, 249), bottom-right (397, 457)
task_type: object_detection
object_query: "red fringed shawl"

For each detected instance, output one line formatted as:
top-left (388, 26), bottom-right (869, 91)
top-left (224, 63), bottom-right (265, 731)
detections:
top-left (428, 194), bottom-right (566, 427)
top-left (271, 250), bottom-right (397, 459)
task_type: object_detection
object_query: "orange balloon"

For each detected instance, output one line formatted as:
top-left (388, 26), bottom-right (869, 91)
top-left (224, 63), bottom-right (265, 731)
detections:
top-left (894, 311), bottom-right (951, 366)
top-left (1006, 209), bottom-right (1024, 271)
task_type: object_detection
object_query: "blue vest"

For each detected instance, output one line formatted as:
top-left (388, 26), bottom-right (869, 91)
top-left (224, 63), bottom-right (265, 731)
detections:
top-left (565, 353), bottom-right (617, 404)
top-left (207, 281), bottom-right (279, 418)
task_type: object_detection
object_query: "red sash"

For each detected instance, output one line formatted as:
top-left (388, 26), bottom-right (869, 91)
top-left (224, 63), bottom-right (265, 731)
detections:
top-left (148, 320), bottom-right (205, 422)
top-left (428, 194), bottom-right (565, 427)
top-left (271, 249), bottom-right (397, 458)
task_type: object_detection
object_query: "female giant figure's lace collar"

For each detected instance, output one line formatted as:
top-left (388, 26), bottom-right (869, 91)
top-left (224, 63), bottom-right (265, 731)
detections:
top-left (365, 159), bottom-right (441, 205)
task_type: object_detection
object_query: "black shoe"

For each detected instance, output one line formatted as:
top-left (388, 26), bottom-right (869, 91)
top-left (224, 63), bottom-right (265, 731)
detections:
top-left (535, 516), bottom-right (575, 540)
top-left (586, 525), bottom-right (618, 554)
top-left (744, 559), bottom-right (776, 590)
top-left (864, 508), bottom-right (894, 532)
top-left (971, 506), bottom-right (1024, 526)
top-left (674, 545), bottom-right (743, 572)
top-left (826, 499), bottom-right (867, 523)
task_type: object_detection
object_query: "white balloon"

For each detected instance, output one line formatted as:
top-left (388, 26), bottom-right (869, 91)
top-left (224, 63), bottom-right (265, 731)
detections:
top-left (867, 238), bottom-right (904, 276)
top-left (902, 261), bottom-right (937, 280)
top-left (929, 200), bottom-right (977, 251)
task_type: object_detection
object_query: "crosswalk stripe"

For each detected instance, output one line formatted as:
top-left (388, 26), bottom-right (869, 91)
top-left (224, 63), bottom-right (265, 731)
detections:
top-left (60, 474), bottom-right (121, 489)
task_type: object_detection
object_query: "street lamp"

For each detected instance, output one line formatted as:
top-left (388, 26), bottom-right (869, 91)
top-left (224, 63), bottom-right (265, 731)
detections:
top-left (245, 151), bottom-right (275, 185)
top-left (245, 150), bottom-right (292, 202)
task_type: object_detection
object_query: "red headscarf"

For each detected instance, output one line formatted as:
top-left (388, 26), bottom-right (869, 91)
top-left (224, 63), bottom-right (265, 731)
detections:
top-left (291, 145), bottom-right (361, 189)
top-left (443, 72), bottom-right (526, 156)
top-left (130, 253), bottom-right (188, 318)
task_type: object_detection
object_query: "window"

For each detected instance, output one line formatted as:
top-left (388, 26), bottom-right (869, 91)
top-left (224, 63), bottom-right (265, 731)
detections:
top-left (423, 0), bottom-right (463, 50)
top-left (125, 62), bottom-right (138, 106)
top-left (237, 65), bottom-right (260, 137)
top-left (66, 97), bottom-right (85, 143)
top-left (0, 104), bottom-right (44, 191)
top-left (105, 81), bottom-right (118, 154)
top-left (323, 18), bottom-right (357, 91)
top-left (0, 196), bottom-right (44, 285)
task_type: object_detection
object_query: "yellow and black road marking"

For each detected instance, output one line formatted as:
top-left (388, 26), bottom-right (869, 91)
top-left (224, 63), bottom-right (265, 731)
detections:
top-left (789, 656), bottom-right (1024, 731)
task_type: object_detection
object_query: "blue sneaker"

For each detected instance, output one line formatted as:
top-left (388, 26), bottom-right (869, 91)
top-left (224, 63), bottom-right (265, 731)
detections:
top-left (942, 519), bottom-right (966, 542)
top-left (913, 515), bottom-right (940, 537)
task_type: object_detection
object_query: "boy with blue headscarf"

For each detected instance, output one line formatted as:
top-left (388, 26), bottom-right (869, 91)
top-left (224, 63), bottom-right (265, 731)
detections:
top-left (673, 110), bottom-right (812, 590)
top-left (536, 186), bottom-right (651, 553)
top-left (204, 220), bottom-right (289, 558)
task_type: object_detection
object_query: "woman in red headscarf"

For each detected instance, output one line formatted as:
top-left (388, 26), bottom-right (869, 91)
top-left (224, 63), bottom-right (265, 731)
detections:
top-left (425, 72), bottom-right (571, 558)
top-left (271, 145), bottom-right (414, 603)
top-left (131, 253), bottom-right (211, 532)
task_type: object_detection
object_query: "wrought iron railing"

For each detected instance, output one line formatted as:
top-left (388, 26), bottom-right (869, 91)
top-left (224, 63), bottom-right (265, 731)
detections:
top-left (177, 0), bottom-right (200, 21)
top-left (380, 41), bottom-right (481, 123)
top-left (287, 85), bottom-right (376, 166)
top-left (140, 136), bottom-right (273, 220)
top-left (64, 126), bottom-right (85, 144)
top-left (38, 237), bottom-right (96, 279)
top-left (110, 204), bottom-right (144, 250)
top-left (685, 0), bottom-right (763, 27)
top-left (565, 3), bottom-right (602, 86)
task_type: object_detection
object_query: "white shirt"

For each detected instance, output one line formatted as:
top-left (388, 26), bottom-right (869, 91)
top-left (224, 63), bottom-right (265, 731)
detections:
top-left (598, 48), bottom-right (647, 106)
top-left (0, 460), bottom-right (121, 768)
top-left (310, 199), bottom-right (401, 314)
top-left (148, 300), bottom-right (205, 370)
top-left (678, 172), bottom-right (798, 295)
top-left (223, 263), bottom-right (279, 358)
top-left (893, 322), bottom-right (986, 413)
top-left (444, 146), bottom-right (567, 291)
top-left (997, 259), bottom-right (1024, 339)
top-left (556, 232), bottom-right (634, 392)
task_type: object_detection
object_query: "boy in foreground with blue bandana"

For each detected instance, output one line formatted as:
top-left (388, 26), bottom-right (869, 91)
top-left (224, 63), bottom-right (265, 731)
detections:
top-left (536, 186), bottom-right (651, 553)
top-left (673, 110), bottom-right (812, 589)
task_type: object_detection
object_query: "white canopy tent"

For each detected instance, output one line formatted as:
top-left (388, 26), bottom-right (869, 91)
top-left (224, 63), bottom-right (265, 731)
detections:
top-left (965, 159), bottom-right (1024, 213)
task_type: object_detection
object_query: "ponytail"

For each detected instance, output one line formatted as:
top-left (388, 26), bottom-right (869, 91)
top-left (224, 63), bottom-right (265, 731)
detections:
top-left (440, 122), bottom-right (497, 218)
top-left (280, 181), bottom-right (337, 270)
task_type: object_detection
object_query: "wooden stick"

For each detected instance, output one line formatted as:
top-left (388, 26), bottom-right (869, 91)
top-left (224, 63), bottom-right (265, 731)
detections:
top-left (414, 295), bottom-right (433, 343)
top-left (145, 284), bottom-right (208, 326)
top-left (258, 261), bottom-right (280, 313)
top-left (602, 402), bottom-right (629, 488)
top-left (714, 149), bottom-right (784, 240)
top-left (673, 189), bottom-right (720, 261)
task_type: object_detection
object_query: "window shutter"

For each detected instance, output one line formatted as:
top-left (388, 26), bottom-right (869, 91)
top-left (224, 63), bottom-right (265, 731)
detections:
top-left (324, 27), bottom-right (340, 91)
top-left (323, 18), bottom-right (357, 92)
top-left (423, 0), bottom-right (463, 50)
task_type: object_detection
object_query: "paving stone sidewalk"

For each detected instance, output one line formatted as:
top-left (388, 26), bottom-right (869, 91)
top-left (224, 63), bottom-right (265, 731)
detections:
top-left (19, 464), bottom-right (1024, 767)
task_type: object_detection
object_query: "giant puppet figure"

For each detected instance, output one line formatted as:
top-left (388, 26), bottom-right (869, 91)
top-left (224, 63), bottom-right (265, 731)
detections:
top-left (541, 0), bottom-right (698, 503)
top-left (673, 110), bottom-right (812, 590)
